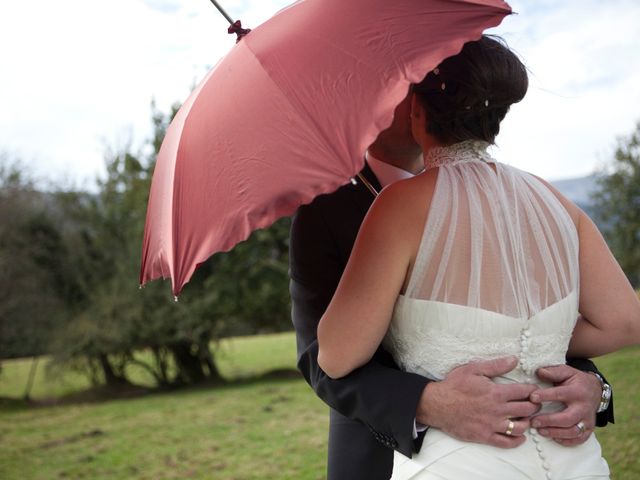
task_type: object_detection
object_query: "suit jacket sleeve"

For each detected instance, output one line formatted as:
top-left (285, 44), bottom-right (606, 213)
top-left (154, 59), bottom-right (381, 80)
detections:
top-left (566, 357), bottom-right (614, 426)
top-left (290, 201), bottom-right (430, 458)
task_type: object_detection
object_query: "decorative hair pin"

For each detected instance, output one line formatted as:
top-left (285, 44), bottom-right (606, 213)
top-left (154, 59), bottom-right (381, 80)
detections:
top-left (464, 100), bottom-right (490, 110)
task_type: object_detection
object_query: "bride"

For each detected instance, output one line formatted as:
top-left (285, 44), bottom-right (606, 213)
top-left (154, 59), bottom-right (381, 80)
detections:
top-left (316, 36), bottom-right (640, 479)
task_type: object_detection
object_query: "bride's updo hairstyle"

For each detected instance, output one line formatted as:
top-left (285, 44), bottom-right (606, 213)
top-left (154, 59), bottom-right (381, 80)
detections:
top-left (413, 35), bottom-right (527, 144)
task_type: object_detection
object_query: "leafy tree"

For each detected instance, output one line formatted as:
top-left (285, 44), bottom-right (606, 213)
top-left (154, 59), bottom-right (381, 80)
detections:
top-left (197, 217), bottom-right (292, 338)
top-left (54, 101), bottom-right (292, 388)
top-left (1, 99), bottom-right (293, 391)
top-left (592, 122), bottom-right (640, 287)
top-left (0, 158), bottom-right (64, 359)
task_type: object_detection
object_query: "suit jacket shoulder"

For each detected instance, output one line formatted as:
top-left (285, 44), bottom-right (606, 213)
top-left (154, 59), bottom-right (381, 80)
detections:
top-left (291, 164), bottom-right (381, 276)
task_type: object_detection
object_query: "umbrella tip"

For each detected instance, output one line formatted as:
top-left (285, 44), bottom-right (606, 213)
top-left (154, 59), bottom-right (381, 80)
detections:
top-left (174, 295), bottom-right (179, 303)
top-left (228, 20), bottom-right (251, 43)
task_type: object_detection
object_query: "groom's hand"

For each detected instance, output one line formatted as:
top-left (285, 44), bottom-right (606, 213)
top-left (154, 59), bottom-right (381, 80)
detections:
top-left (416, 357), bottom-right (539, 448)
top-left (529, 365), bottom-right (601, 446)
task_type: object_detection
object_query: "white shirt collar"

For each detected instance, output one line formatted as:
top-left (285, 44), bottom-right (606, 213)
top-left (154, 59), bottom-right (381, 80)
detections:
top-left (366, 151), bottom-right (423, 188)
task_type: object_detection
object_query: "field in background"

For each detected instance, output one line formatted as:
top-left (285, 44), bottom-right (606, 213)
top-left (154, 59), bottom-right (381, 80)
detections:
top-left (1, 333), bottom-right (639, 479)
top-left (0, 333), bottom-right (298, 400)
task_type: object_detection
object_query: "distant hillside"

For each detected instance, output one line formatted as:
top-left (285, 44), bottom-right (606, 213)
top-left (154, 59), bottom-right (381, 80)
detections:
top-left (550, 174), bottom-right (598, 208)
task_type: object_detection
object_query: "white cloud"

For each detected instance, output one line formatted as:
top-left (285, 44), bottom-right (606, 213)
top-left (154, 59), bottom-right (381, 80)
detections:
top-left (0, 0), bottom-right (241, 183)
top-left (489, 0), bottom-right (640, 179)
top-left (0, 0), bottom-right (638, 184)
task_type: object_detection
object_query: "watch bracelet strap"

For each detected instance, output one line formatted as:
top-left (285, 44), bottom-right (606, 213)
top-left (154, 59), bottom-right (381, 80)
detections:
top-left (590, 372), bottom-right (611, 413)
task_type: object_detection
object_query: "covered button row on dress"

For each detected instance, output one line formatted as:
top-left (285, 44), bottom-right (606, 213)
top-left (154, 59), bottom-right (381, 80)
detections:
top-left (530, 428), bottom-right (553, 479)
top-left (518, 325), bottom-right (535, 376)
top-left (519, 326), bottom-right (553, 478)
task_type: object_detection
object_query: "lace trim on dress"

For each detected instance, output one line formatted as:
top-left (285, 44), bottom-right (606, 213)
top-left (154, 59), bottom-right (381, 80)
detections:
top-left (423, 140), bottom-right (493, 169)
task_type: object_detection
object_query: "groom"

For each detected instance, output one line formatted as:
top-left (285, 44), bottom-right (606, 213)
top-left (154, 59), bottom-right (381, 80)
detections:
top-left (289, 94), bottom-right (614, 479)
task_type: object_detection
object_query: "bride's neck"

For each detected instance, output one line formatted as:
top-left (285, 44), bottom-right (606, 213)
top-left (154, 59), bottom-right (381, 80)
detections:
top-left (418, 134), bottom-right (451, 158)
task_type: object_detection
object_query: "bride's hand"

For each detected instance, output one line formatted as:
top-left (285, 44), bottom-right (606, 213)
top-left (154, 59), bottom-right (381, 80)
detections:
top-left (416, 356), bottom-right (540, 448)
top-left (529, 365), bottom-right (601, 446)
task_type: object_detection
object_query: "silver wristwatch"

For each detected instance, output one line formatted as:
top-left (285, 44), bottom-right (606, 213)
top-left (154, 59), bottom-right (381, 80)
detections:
top-left (591, 372), bottom-right (612, 413)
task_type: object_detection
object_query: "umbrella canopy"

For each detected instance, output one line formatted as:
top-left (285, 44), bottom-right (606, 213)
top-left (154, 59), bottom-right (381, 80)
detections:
top-left (140, 0), bottom-right (512, 297)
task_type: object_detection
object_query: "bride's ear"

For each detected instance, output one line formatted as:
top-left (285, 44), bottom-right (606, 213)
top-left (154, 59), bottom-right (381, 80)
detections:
top-left (410, 93), bottom-right (426, 140)
top-left (410, 93), bottom-right (427, 121)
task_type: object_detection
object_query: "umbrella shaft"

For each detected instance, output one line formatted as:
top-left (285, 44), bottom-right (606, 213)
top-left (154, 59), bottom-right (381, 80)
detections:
top-left (356, 173), bottom-right (379, 197)
top-left (209, 0), bottom-right (235, 25)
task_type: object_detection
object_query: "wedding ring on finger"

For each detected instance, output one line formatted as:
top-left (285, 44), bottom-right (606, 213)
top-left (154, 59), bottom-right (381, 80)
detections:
top-left (505, 420), bottom-right (515, 436)
top-left (576, 421), bottom-right (586, 435)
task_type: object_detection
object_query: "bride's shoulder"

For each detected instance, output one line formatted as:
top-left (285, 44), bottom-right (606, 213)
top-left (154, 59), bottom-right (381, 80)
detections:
top-left (526, 172), bottom-right (582, 226)
top-left (376, 169), bottom-right (438, 209)
top-left (383, 167), bottom-right (439, 199)
top-left (367, 170), bottom-right (437, 233)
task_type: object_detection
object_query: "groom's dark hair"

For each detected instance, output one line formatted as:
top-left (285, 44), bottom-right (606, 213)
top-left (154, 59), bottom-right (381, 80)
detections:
top-left (413, 35), bottom-right (528, 144)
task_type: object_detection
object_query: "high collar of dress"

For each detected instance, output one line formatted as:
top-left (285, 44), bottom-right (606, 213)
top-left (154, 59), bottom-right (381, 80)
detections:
top-left (423, 140), bottom-right (493, 169)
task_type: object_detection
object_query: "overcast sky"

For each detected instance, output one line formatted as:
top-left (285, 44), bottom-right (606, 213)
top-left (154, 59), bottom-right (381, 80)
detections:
top-left (1, 0), bottom-right (638, 188)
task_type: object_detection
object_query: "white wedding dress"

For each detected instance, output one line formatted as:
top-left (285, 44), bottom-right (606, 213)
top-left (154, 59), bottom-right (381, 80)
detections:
top-left (383, 141), bottom-right (610, 479)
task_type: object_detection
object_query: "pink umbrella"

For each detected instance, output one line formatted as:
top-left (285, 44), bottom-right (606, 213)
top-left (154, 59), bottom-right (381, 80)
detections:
top-left (140, 0), bottom-right (512, 297)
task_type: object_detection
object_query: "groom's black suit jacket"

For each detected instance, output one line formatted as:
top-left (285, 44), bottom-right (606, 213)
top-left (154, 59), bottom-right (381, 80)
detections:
top-left (289, 164), bottom-right (614, 480)
top-left (290, 164), bottom-right (428, 479)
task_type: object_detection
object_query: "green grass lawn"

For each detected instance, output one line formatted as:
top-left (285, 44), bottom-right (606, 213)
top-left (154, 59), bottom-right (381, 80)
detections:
top-left (1, 333), bottom-right (638, 479)
top-left (0, 332), bottom-right (299, 400)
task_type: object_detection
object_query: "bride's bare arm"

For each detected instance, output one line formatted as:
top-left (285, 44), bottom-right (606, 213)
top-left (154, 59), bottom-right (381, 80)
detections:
top-left (534, 176), bottom-right (640, 357)
top-left (317, 174), bottom-right (434, 379)
top-left (568, 210), bottom-right (640, 357)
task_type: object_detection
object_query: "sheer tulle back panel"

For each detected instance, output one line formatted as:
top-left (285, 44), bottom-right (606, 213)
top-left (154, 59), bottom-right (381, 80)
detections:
top-left (406, 161), bottom-right (579, 319)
